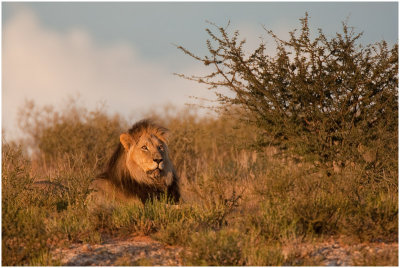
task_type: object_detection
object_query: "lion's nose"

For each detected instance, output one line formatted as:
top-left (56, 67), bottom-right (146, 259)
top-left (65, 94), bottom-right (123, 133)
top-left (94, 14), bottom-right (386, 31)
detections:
top-left (153, 158), bottom-right (162, 164)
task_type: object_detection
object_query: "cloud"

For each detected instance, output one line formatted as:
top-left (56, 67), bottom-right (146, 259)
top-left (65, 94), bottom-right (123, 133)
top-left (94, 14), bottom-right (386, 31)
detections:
top-left (2, 8), bottom-right (215, 139)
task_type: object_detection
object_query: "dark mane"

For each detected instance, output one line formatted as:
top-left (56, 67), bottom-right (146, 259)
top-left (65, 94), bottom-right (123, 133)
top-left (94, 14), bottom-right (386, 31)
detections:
top-left (97, 143), bottom-right (124, 179)
top-left (127, 119), bottom-right (168, 139)
top-left (98, 119), bottom-right (168, 179)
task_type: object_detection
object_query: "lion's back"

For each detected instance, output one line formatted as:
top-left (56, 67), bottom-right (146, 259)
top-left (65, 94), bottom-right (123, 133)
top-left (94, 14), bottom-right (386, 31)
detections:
top-left (86, 178), bottom-right (142, 210)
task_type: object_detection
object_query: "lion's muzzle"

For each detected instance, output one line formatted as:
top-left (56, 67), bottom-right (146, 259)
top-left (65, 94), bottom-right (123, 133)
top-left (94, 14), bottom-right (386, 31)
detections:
top-left (143, 155), bottom-right (166, 180)
top-left (147, 168), bottom-right (161, 179)
top-left (146, 160), bottom-right (164, 179)
top-left (158, 161), bottom-right (164, 170)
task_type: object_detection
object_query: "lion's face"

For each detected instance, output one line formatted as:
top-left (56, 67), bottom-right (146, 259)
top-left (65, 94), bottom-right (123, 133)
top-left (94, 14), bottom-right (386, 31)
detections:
top-left (131, 133), bottom-right (167, 179)
top-left (120, 131), bottom-right (174, 185)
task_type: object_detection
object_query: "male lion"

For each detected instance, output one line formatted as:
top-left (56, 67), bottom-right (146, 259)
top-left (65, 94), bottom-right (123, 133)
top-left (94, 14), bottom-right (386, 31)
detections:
top-left (87, 120), bottom-right (180, 209)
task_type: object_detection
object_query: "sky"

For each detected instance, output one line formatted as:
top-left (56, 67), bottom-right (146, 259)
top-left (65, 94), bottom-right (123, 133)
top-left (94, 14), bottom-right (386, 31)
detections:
top-left (2, 2), bottom-right (398, 139)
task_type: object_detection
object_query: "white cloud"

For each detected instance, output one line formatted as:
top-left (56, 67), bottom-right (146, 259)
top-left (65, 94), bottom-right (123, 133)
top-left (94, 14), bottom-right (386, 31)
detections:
top-left (2, 8), bottom-right (215, 139)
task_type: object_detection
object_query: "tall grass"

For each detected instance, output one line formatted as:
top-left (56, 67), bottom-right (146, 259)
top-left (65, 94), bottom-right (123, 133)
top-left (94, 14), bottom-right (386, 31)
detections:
top-left (2, 101), bottom-right (398, 265)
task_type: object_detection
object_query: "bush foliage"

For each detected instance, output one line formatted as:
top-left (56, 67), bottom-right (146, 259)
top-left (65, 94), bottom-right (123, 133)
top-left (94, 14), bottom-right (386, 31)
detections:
top-left (177, 14), bottom-right (398, 169)
top-left (18, 99), bottom-right (126, 169)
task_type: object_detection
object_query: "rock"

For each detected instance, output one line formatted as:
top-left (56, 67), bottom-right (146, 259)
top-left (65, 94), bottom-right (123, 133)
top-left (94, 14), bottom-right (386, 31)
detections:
top-left (81, 244), bottom-right (92, 252)
top-left (52, 235), bottom-right (182, 266)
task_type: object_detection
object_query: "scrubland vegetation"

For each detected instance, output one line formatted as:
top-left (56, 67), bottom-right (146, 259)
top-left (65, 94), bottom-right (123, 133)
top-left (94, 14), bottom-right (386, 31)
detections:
top-left (2, 15), bottom-right (398, 265)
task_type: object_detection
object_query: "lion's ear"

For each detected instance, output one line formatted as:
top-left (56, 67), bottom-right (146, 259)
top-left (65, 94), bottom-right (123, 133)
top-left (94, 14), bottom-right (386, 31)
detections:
top-left (120, 133), bottom-right (133, 150)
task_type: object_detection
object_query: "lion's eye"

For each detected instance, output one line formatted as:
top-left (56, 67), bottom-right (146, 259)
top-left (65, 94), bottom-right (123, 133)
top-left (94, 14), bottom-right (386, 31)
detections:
top-left (158, 145), bottom-right (164, 151)
top-left (141, 145), bottom-right (148, 150)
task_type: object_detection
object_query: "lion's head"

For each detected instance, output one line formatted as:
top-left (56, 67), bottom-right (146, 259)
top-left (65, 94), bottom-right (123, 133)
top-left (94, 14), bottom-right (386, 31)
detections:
top-left (119, 120), bottom-right (175, 186)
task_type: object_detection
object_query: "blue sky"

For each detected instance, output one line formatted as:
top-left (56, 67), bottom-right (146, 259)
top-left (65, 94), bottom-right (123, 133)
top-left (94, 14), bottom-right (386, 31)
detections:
top-left (3, 2), bottom-right (398, 65)
top-left (2, 2), bottom-right (398, 139)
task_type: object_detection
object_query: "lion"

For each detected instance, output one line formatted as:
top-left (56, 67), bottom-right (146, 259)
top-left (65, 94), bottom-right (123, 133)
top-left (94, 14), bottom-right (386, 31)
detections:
top-left (87, 119), bottom-right (180, 209)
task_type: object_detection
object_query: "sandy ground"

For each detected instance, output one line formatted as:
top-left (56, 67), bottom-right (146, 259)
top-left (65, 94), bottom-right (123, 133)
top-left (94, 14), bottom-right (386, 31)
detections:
top-left (53, 235), bottom-right (397, 266)
top-left (53, 235), bottom-right (183, 266)
top-left (282, 238), bottom-right (398, 266)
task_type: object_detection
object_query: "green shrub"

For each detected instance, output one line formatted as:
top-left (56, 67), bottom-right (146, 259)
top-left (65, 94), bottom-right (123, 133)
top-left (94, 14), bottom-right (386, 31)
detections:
top-left (2, 143), bottom-right (49, 265)
top-left (182, 229), bottom-right (245, 265)
top-left (178, 14), bottom-right (398, 167)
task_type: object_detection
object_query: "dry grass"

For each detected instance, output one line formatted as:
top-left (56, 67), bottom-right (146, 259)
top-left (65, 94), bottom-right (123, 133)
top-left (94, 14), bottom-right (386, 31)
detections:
top-left (2, 102), bottom-right (398, 265)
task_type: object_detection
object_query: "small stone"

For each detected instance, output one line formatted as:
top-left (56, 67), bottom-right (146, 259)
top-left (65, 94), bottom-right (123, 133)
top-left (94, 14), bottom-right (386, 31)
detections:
top-left (139, 251), bottom-right (146, 257)
top-left (82, 244), bottom-right (92, 252)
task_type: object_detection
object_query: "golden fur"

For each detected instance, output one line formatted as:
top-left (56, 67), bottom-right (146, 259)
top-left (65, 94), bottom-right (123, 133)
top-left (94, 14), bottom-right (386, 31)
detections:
top-left (87, 120), bottom-right (180, 208)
